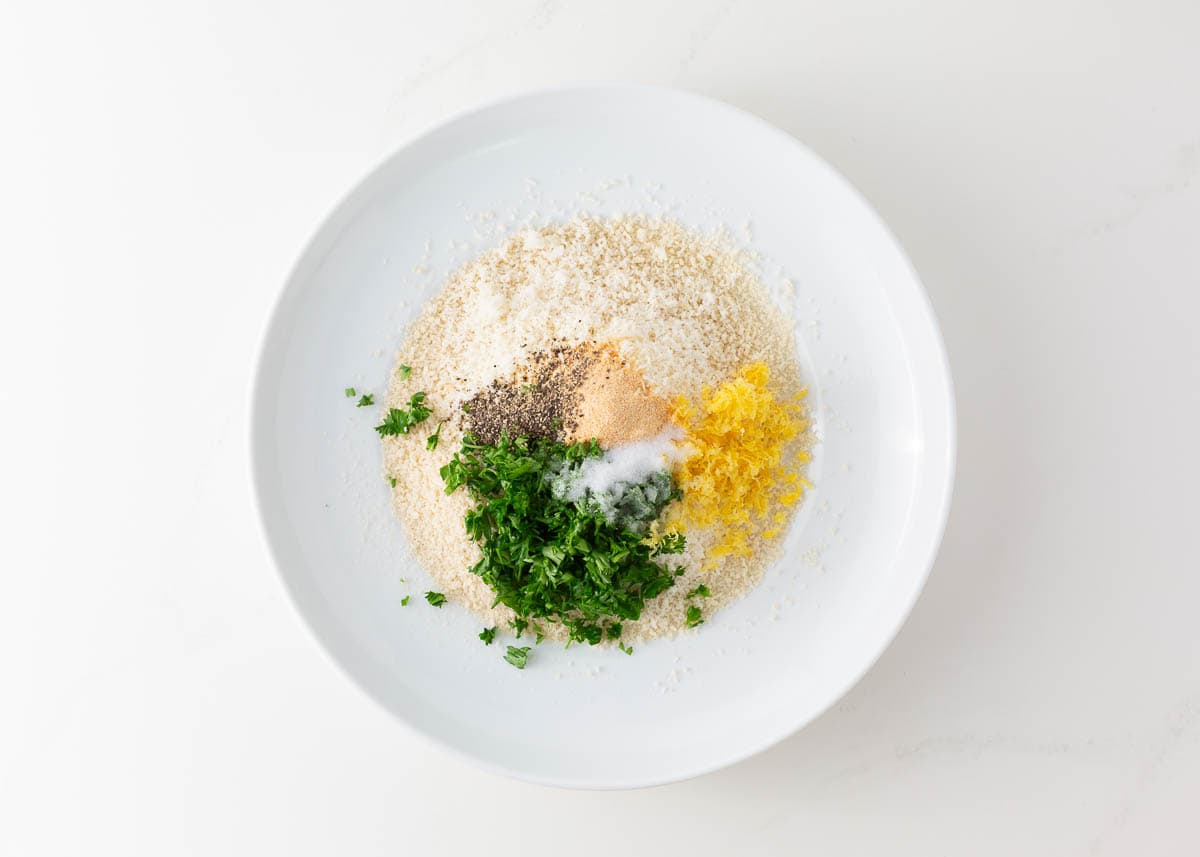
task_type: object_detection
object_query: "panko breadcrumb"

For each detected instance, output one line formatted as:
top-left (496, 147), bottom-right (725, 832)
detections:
top-left (383, 216), bottom-right (810, 642)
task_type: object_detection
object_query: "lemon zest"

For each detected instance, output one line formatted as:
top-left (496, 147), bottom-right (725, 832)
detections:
top-left (670, 362), bottom-right (809, 563)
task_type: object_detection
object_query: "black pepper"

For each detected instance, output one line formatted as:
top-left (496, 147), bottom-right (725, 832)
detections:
top-left (461, 343), bottom-right (599, 444)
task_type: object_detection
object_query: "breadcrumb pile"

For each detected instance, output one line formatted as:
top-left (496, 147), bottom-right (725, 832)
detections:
top-left (384, 216), bottom-right (811, 642)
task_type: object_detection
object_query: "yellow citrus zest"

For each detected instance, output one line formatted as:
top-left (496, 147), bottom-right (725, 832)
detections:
top-left (669, 362), bottom-right (809, 566)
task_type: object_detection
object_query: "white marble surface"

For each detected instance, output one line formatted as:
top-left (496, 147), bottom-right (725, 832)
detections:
top-left (3, 1), bottom-right (1199, 853)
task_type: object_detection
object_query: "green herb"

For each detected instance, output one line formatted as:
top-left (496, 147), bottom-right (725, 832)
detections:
top-left (479, 626), bottom-right (497, 645)
top-left (398, 365), bottom-right (412, 380)
top-left (426, 420), bottom-right (444, 451)
top-left (551, 468), bottom-right (679, 534)
top-left (653, 531), bottom-right (687, 555)
top-left (425, 591), bottom-right (446, 607)
top-left (356, 393), bottom-right (374, 407)
top-left (535, 631), bottom-right (544, 645)
top-left (400, 595), bottom-right (410, 606)
top-left (512, 617), bottom-right (528, 638)
top-left (345, 387), bottom-right (356, 398)
top-left (388, 476), bottom-right (397, 488)
top-left (504, 645), bottom-right (531, 669)
top-left (674, 566), bottom-right (686, 576)
top-left (440, 433), bottom-right (679, 645)
top-left (606, 623), bottom-right (623, 639)
top-left (687, 583), bottom-right (712, 599)
top-left (576, 624), bottom-right (603, 645)
top-left (685, 605), bottom-right (704, 628)
top-left (375, 392), bottom-right (432, 436)
top-left (520, 383), bottom-right (539, 394)
top-left (619, 641), bottom-right (633, 655)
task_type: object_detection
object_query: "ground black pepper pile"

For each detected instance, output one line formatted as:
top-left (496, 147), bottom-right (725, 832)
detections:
top-left (462, 342), bottom-right (597, 443)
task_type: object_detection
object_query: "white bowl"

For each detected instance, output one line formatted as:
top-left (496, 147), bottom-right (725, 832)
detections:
top-left (251, 85), bottom-right (955, 789)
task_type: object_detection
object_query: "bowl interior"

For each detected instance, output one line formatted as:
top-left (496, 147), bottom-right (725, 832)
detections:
top-left (251, 86), bottom-right (954, 788)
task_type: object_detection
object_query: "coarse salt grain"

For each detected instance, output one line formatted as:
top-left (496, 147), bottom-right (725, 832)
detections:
top-left (556, 426), bottom-right (683, 503)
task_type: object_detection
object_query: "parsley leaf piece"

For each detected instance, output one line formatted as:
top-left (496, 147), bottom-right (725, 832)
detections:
top-left (687, 583), bottom-right (712, 599)
top-left (512, 617), bottom-right (528, 638)
top-left (344, 387), bottom-right (356, 398)
top-left (619, 641), bottom-right (633, 655)
top-left (388, 476), bottom-right (397, 488)
top-left (375, 392), bottom-right (432, 437)
top-left (356, 393), bottom-right (374, 407)
top-left (479, 626), bottom-right (497, 645)
top-left (504, 645), bottom-right (531, 669)
top-left (400, 595), bottom-right (410, 606)
top-left (426, 420), bottom-right (444, 451)
top-left (653, 532), bottom-right (687, 555)
top-left (399, 365), bottom-right (412, 380)
top-left (424, 591), bottom-right (446, 607)
top-left (685, 605), bottom-right (704, 628)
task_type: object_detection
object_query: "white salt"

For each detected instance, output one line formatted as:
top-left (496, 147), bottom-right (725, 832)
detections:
top-left (558, 426), bottom-right (683, 502)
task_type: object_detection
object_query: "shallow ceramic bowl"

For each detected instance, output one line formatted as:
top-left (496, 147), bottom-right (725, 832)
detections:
top-left (251, 85), bottom-right (955, 789)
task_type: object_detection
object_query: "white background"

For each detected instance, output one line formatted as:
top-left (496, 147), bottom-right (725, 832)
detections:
top-left (3, 0), bottom-right (1198, 854)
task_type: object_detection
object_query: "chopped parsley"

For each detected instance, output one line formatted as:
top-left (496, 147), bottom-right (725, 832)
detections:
top-left (504, 645), bottom-right (530, 669)
top-left (552, 469), bottom-right (679, 534)
top-left (398, 365), bottom-right (412, 380)
top-left (356, 393), bottom-right (374, 407)
top-left (511, 617), bottom-right (528, 638)
top-left (440, 433), bottom-right (680, 646)
top-left (375, 392), bottom-right (432, 436)
top-left (388, 476), bottom-right (397, 488)
top-left (653, 531), bottom-right (687, 555)
top-left (685, 605), bottom-right (704, 628)
top-left (619, 641), bottom-right (633, 655)
top-left (400, 595), bottom-right (410, 606)
top-left (426, 420), bottom-right (444, 451)
top-left (424, 591), bottom-right (446, 607)
top-left (479, 626), bottom-right (497, 645)
top-left (344, 387), bottom-right (356, 398)
top-left (686, 583), bottom-right (712, 599)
